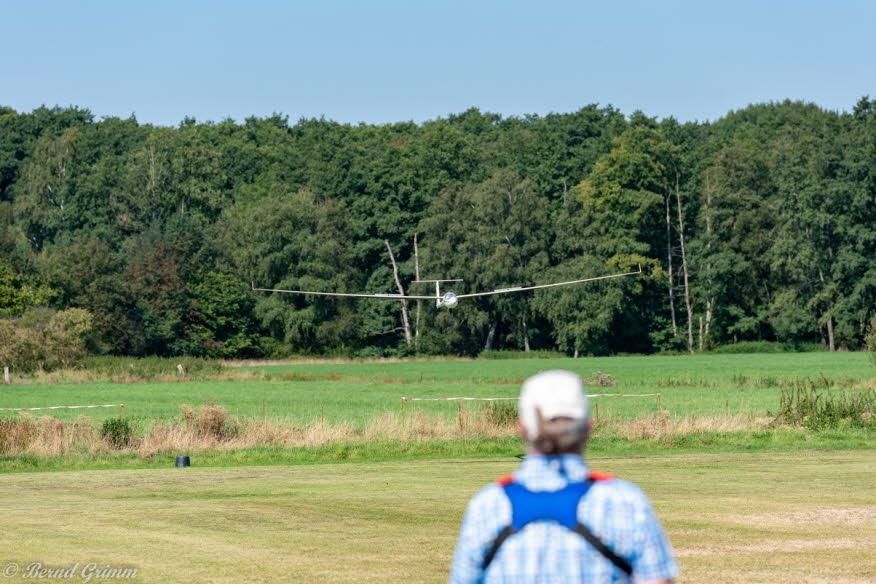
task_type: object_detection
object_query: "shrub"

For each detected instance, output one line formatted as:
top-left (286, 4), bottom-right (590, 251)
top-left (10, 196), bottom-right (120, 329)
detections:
top-left (0, 320), bottom-right (43, 373)
top-left (0, 417), bottom-right (37, 454)
top-left (774, 381), bottom-right (875, 430)
top-left (43, 308), bottom-right (93, 368)
top-left (197, 402), bottom-right (238, 439)
top-left (100, 417), bottom-right (134, 448)
top-left (78, 355), bottom-right (224, 380)
top-left (0, 308), bottom-right (95, 373)
top-left (710, 341), bottom-right (825, 354)
top-left (478, 350), bottom-right (565, 360)
top-left (354, 346), bottom-right (385, 359)
top-left (586, 371), bottom-right (616, 387)
top-left (480, 401), bottom-right (518, 428)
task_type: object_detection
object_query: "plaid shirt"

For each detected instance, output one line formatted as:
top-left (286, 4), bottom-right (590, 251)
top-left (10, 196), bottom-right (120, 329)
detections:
top-left (449, 454), bottom-right (678, 584)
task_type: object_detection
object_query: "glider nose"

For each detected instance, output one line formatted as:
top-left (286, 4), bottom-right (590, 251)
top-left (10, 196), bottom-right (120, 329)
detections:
top-left (441, 292), bottom-right (458, 308)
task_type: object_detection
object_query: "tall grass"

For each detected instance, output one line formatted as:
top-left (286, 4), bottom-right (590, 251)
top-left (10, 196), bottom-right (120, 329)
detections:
top-left (478, 350), bottom-right (566, 360)
top-left (16, 355), bottom-right (229, 384)
top-left (79, 356), bottom-right (225, 379)
top-left (774, 380), bottom-right (875, 430)
top-left (0, 401), bottom-right (772, 460)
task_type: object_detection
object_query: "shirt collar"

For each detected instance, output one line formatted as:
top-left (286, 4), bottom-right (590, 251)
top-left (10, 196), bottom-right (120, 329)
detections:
top-left (514, 454), bottom-right (590, 488)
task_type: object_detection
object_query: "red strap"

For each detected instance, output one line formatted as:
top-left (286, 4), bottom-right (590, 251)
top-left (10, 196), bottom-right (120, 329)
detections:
top-left (496, 473), bottom-right (515, 486)
top-left (497, 470), bottom-right (615, 485)
top-left (588, 470), bottom-right (615, 481)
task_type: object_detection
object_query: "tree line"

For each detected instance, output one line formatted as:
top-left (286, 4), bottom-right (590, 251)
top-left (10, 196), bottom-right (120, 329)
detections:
top-left (1, 97), bottom-right (875, 362)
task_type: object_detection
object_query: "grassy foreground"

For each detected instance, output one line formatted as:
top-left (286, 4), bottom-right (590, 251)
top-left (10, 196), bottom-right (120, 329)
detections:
top-left (0, 450), bottom-right (873, 583)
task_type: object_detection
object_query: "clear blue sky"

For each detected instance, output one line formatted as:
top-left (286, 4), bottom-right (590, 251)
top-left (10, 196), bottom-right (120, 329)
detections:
top-left (3, 0), bottom-right (874, 126)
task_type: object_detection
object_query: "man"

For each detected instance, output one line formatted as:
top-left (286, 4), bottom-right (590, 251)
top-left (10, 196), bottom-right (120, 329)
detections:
top-left (449, 370), bottom-right (677, 584)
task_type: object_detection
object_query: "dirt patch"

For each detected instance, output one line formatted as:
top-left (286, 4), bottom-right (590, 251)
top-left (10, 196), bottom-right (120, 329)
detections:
top-left (732, 507), bottom-right (876, 527)
top-left (676, 537), bottom-right (869, 557)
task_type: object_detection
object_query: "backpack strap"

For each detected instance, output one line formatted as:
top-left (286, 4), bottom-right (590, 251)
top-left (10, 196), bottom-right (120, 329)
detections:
top-left (482, 473), bottom-right (632, 576)
top-left (482, 525), bottom-right (515, 570)
top-left (573, 522), bottom-right (633, 576)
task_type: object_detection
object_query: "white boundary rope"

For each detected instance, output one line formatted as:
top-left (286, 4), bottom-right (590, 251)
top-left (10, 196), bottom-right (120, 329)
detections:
top-left (0, 404), bottom-right (124, 412)
top-left (401, 394), bottom-right (660, 402)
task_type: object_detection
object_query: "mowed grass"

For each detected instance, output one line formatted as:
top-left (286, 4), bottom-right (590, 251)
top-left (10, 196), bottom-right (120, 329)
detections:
top-left (240, 351), bottom-right (873, 385)
top-left (0, 450), bottom-right (873, 583)
top-left (1, 352), bottom-right (872, 424)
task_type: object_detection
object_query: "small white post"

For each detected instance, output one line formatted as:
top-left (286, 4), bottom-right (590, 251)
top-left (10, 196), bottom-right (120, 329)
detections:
top-left (3, 366), bottom-right (9, 384)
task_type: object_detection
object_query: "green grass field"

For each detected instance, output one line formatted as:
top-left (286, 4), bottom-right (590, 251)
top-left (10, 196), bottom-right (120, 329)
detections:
top-left (1, 451), bottom-right (873, 583)
top-left (1, 352), bottom-right (872, 424)
top-left (1, 353), bottom-right (874, 582)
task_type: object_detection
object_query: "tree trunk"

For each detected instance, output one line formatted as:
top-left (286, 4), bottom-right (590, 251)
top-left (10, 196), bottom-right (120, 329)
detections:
top-left (705, 299), bottom-right (713, 341)
top-left (413, 233), bottom-right (421, 351)
top-left (485, 321), bottom-right (497, 351)
top-left (675, 179), bottom-right (694, 354)
top-left (826, 316), bottom-right (836, 352)
top-left (522, 317), bottom-right (530, 352)
top-left (384, 239), bottom-right (412, 346)
top-left (816, 262), bottom-right (836, 352)
top-left (665, 192), bottom-right (678, 337)
top-left (703, 174), bottom-right (714, 345)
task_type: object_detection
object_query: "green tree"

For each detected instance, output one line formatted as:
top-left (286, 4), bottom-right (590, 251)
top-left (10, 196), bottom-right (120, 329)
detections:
top-left (189, 271), bottom-right (259, 357)
top-left (570, 126), bottom-right (676, 352)
top-left (38, 238), bottom-right (142, 354)
top-left (419, 169), bottom-right (550, 353)
top-left (215, 188), bottom-right (361, 354)
top-left (0, 261), bottom-right (53, 317)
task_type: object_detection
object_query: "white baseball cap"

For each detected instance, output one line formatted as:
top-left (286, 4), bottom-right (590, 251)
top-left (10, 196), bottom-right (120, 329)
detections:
top-left (519, 370), bottom-right (589, 438)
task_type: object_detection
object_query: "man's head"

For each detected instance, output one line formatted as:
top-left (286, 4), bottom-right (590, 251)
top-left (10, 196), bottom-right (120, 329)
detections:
top-left (518, 370), bottom-right (590, 455)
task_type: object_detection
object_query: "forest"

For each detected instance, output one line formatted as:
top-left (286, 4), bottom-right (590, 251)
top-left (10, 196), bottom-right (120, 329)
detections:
top-left (1, 97), bottom-right (875, 363)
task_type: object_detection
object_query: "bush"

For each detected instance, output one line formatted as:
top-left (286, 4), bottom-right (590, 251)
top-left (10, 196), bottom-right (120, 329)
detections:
top-left (100, 417), bottom-right (134, 448)
top-left (193, 402), bottom-right (238, 440)
top-left (710, 341), bottom-right (825, 354)
top-left (586, 371), bottom-right (616, 387)
top-left (43, 308), bottom-right (94, 368)
top-left (480, 401), bottom-right (518, 428)
top-left (79, 355), bottom-right (224, 380)
top-left (478, 350), bottom-right (565, 360)
top-left (0, 320), bottom-right (42, 372)
top-left (354, 346), bottom-right (385, 359)
top-left (0, 308), bottom-right (94, 372)
top-left (774, 381), bottom-right (875, 430)
top-left (0, 417), bottom-right (37, 454)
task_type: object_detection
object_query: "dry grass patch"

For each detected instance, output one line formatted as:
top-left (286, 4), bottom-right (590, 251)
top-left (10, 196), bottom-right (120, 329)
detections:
top-left (599, 412), bottom-right (769, 440)
top-left (0, 405), bottom-right (773, 460)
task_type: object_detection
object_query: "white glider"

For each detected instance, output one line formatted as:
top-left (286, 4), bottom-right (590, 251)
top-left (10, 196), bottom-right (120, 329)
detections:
top-left (252, 267), bottom-right (641, 309)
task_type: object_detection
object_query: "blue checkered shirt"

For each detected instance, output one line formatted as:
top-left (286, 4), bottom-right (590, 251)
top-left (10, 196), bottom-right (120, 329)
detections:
top-left (449, 455), bottom-right (678, 584)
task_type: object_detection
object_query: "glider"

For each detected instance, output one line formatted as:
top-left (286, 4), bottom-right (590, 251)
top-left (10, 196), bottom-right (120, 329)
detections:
top-left (252, 267), bottom-right (641, 309)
